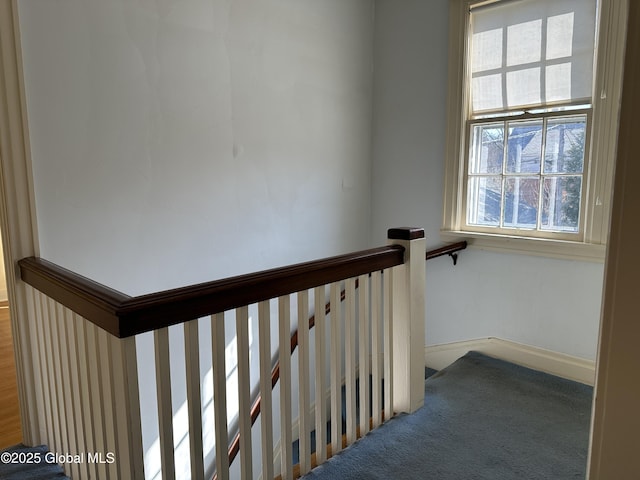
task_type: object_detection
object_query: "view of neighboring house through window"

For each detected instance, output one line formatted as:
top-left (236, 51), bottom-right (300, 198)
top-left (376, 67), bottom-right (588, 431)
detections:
top-left (465, 0), bottom-right (596, 236)
top-left (468, 116), bottom-right (587, 232)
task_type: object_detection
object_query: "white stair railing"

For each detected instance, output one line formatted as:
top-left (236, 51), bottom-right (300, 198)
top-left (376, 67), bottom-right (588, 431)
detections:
top-left (18, 227), bottom-right (429, 480)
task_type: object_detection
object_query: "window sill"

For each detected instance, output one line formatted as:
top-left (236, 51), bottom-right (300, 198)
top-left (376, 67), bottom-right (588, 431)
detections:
top-left (440, 229), bottom-right (606, 262)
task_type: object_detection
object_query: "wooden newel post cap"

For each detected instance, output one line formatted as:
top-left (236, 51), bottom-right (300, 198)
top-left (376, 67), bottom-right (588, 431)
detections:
top-left (387, 227), bottom-right (425, 241)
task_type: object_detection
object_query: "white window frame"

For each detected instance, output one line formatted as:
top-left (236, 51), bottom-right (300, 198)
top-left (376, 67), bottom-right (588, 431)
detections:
top-left (442, 0), bottom-right (628, 261)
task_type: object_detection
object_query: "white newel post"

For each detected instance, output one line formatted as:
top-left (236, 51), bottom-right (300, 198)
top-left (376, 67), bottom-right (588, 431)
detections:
top-left (387, 227), bottom-right (426, 414)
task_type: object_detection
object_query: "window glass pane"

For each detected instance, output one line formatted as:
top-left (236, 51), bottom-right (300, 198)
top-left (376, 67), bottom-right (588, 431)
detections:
top-left (544, 116), bottom-right (587, 173)
top-left (506, 120), bottom-right (542, 173)
top-left (542, 176), bottom-right (581, 231)
top-left (471, 0), bottom-right (596, 113)
top-left (467, 176), bottom-right (502, 227)
top-left (503, 177), bottom-right (540, 229)
top-left (470, 123), bottom-right (504, 174)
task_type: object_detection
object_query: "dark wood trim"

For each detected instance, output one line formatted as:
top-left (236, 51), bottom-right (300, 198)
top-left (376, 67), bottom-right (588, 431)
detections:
top-left (19, 240), bottom-right (468, 338)
top-left (387, 227), bottom-right (425, 241)
top-left (18, 246), bottom-right (404, 338)
top-left (116, 246), bottom-right (402, 338)
top-left (19, 257), bottom-right (131, 336)
top-left (425, 240), bottom-right (467, 261)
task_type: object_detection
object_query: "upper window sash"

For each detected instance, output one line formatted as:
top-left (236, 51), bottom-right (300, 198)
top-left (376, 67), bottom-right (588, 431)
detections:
top-left (468, 0), bottom-right (598, 116)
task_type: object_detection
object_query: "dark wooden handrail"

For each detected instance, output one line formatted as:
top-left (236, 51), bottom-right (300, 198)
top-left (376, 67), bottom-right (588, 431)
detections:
top-left (425, 240), bottom-right (467, 261)
top-left (19, 245), bottom-right (405, 338)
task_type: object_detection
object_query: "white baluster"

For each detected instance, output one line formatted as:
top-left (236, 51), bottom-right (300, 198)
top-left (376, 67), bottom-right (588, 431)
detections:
top-left (97, 326), bottom-right (118, 479)
top-left (74, 314), bottom-right (98, 479)
top-left (86, 321), bottom-right (109, 479)
top-left (383, 268), bottom-right (393, 421)
top-left (154, 327), bottom-right (176, 480)
top-left (51, 302), bottom-right (72, 468)
top-left (258, 301), bottom-right (274, 480)
top-left (358, 274), bottom-right (371, 437)
top-left (278, 296), bottom-right (293, 480)
top-left (212, 313), bottom-right (230, 480)
top-left (236, 306), bottom-right (252, 480)
top-left (370, 271), bottom-right (382, 428)
top-left (184, 319), bottom-right (205, 479)
top-left (329, 282), bottom-right (342, 456)
top-left (62, 308), bottom-right (86, 480)
top-left (297, 290), bottom-right (311, 474)
top-left (110, 333), bottom-right (144, 480)
top-left (40, 294), bottom-right (62, 454)
top-left (345, 278), bottom-right (357, 444)
top-left (313, 286), bottom-right (327, 464)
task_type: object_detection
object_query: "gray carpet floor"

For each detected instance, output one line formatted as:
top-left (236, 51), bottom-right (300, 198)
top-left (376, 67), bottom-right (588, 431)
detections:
top-left (302, 351), bottom-right (593, 480)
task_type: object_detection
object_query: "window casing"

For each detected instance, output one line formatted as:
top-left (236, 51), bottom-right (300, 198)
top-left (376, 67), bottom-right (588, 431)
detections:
top-left (442, 0), bottom-right (628, 261)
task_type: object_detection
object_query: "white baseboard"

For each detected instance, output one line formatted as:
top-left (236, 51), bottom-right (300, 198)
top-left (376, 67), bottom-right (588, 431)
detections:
top-left (424, 337), bottom-right (596, 386)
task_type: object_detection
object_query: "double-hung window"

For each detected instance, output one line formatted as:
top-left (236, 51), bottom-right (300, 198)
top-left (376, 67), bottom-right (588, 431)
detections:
top-left (442, 0), bottom-right (628, 260)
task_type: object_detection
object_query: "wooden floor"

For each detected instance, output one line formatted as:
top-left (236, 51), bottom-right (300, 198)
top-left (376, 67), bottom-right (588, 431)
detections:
top-left (0, 305), bottom-right (22, 449)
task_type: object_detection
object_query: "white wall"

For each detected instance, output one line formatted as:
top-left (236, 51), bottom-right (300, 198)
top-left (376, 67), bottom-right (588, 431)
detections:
top-left (371, 0), bottom-right (604, 361)
top-left (18, 0), bottom-right (374, 297)
top-left (18, 1), bottom-right (374, 476)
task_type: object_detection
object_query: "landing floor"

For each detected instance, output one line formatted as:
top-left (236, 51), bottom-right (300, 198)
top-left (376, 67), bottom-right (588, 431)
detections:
top-left (0, 304), bottom-right (22, 449)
